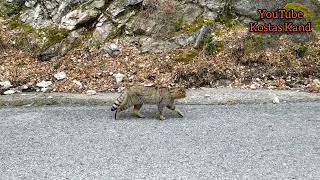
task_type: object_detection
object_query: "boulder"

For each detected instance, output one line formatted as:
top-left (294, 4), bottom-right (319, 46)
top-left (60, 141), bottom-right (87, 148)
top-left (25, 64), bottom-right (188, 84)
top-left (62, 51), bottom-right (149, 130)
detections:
top-left (0, 81), bottom-right (12, 89)
top-left (197, 0), bottom-right (226, 12)
top-left (60, 9), bottom-right (101, 30)
top-left (171, 32), bottom-right (197, 47)
top-left (93, 15), bottom-right (115, 44)
top-left (140, 37), bottom-right (179, 53)
top-left (107, 0), bottom-right (126, 17)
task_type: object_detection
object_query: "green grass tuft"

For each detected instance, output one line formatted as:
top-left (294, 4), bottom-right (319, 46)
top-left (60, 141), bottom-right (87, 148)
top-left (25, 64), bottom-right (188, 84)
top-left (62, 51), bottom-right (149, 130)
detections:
top-left (174, 48), bottom-right (199, 63)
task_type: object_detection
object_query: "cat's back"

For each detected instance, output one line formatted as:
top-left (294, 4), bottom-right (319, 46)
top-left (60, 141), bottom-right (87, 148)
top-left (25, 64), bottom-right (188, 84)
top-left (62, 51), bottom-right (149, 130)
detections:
top-left (127, 85), bottom-right (170, 104)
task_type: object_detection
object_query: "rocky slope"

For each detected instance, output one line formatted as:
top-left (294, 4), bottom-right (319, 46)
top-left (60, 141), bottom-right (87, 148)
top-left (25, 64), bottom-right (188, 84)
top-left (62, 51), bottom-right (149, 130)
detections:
top-left (0, 0), bottom-right (320, 94)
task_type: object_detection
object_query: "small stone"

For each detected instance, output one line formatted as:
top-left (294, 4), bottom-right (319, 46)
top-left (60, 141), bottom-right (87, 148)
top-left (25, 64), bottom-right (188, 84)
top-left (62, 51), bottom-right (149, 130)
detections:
top-left (86, 90), bottom-right (97, 95)
top-left (25, 0), bottom-right (36, 7)
top-left (114, 73), bottom-right (125, 84)
top-left (267, 86), bottom-right (276, 89)
top-left (204, 94), bottom-right (210, 97)
top-left (48, 96), bottom-right (53, 99)
top-left (0, 81), bottom-right (12, 89)
top-left (54, 72), bottom-right (67, 80)
top-left (41, 87), bottom-right (48, 92)
top-left (3, 90), bottom-right (15, 95)
top-left (250, 84), bottom-right (257, 90)
top-left (144, 83), bottom-right (154, 87)
top-left (72, 80), bottom-right (83, 87)
top-left (21, 85), bottom-right (29, 90)
top-left (102, 43), bottom-right (120, 57)
top-left (36, 81), bottom-right (52, 88)
top-left (273, 97), bottom-right (280, 104)
top-left (109, 72), bottom-right (114, 76)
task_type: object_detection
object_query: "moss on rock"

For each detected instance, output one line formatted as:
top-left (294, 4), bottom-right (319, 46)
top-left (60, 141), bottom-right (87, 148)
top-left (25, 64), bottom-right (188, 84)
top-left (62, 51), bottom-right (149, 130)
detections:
top-left (285, 3), bottom-right (315, 21)
top-left (41, 28), bottom-right (69, 47)
top-left (178, 16), bottom-right (214, 33)
top-left (174, 48), bottom-right (199, 63)
top-left (284, 2), bottom-right (319, 31)
top-left (9, 18), bottom-right (69, 48)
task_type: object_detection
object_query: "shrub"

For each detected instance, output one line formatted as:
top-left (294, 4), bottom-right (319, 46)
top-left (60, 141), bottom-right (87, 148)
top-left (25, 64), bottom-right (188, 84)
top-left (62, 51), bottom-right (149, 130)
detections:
top-left (1, 2), bottom-right (24, 17)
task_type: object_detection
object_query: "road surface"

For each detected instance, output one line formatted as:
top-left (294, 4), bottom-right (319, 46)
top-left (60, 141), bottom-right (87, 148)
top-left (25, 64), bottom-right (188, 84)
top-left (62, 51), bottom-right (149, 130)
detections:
top-left (0, 102), bottom-right (319, 179)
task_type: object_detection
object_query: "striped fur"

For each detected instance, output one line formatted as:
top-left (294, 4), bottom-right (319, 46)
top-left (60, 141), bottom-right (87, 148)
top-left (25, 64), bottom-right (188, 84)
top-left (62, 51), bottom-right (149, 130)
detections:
top-left (111, 86), bottom-right (186, 120)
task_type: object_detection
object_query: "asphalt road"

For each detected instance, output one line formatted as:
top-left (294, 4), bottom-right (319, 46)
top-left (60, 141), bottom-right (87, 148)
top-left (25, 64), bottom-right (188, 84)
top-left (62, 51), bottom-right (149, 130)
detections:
top-left (0, 102), bottom-right (319, 179)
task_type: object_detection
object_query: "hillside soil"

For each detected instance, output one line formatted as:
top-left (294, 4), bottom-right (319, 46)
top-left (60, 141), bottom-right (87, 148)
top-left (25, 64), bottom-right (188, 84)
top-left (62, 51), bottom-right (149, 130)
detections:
top-left (0, 18), bottom-right (319, 94)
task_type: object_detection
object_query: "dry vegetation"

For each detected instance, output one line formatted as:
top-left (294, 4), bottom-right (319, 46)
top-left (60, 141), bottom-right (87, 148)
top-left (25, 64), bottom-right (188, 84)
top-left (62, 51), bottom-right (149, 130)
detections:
top-left (0, 18), bottom-right (319, 93)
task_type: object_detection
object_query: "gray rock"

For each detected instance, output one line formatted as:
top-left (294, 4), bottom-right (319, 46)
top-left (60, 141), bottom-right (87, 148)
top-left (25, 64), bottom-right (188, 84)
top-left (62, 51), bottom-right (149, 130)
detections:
top-left (86, 90), bottom-right (97, 95)
top-left (198, 0), bottom-right (226, 11)
top-left (127, 0), bottom-right (143, 6)
top-left (273, 97), bottom-right (280, 104)
top-left (54, 72), bottom-right (67, 80)
top-left (140, 37), bottom-right (179, 53)
top-left (20, 0), bottom-right (88, 28)
top-left (250, 84), bottom-right (257, 90)
top-left (52, 0), bottom-right (87, 24)
top-left (102, 43), bottom-right (121, 57)
top-left (15, 85), bottom-right (31, 92)
top-left (36, 81), bottom-right (52, 88)
top-left (70, 31), bottom-right (80, 38)
top-left (194, 25), bottom-right (212, 49)
top-left (114, 73), bottom-right (125, 84)
top-left (36, 45), bottom-right (60, 61)
top-left (72, 80), bottom-right (83, 88)
top-left (203, 7), bottom-right (218, 19)
top-left (107, 0), bottom-right (126, 17)
top-left (3, 90), bottom-right (15, 95)
top-left (41, 87), bottom-right (49, 92)
top-left (133, 17), bottom-right (157, 36)
top-left (90, 0), bottom-right (105, 9)
top-left (0, 81), bottom-right (12, 89)
top-left (60, 9), bottom-right (100, 30)
top-left (24, 0), bottom-right (36, 8)
top-left (44, 1), bottom-right (58, 10)
top-left (93, 15), bottom-right (115, 44)
top-left (180, 3), bottom-right (203, 24)
top-left (171, 32), bottom-right (196, 47)
top-left (20, 4), bottom-right (54, 28)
